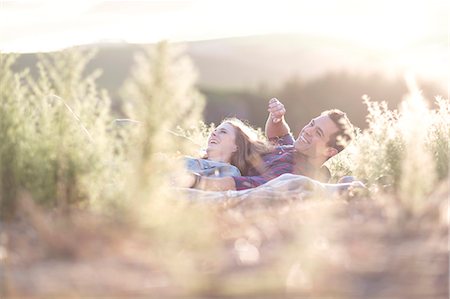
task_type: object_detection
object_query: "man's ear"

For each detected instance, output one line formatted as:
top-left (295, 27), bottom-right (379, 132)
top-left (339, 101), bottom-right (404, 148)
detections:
top-left (326, 147), bottom-right (338, 158)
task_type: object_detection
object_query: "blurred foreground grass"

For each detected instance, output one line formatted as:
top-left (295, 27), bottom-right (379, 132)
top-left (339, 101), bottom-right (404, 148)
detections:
top-left (1, 188), bottom-right (447, 298)
top-left (0, 43), bottom-right (448, 298)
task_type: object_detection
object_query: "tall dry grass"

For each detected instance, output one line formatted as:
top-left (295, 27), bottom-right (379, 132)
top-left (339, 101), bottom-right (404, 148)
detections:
top-left (327, 78), bottom-right (448, 214)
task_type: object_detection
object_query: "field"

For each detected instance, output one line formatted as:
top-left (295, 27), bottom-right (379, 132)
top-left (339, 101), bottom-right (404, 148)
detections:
top-left (0, 43), bottom-right (448, 298)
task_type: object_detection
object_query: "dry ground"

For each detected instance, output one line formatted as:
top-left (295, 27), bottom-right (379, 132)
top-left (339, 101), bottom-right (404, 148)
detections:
top-left (1, 184), bottom-right (448, 299)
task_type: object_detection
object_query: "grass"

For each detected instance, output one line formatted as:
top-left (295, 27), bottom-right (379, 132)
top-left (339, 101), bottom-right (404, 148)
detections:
top-left (0, 43), bottom-right (448, 298)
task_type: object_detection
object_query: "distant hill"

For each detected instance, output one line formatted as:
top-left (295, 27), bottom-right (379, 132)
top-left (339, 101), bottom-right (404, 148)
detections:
top-left (186, 34), bottom-right (389, 88)
top-left (14, 33), bottom-right (443, 97)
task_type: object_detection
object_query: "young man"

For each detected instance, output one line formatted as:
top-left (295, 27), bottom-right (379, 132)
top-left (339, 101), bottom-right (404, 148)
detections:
top-left (189, 98), bottom-right (355, 191)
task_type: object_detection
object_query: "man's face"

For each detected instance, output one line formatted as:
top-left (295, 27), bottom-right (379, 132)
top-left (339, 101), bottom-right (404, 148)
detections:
top-left (294, 115), bottom-right (339, 160)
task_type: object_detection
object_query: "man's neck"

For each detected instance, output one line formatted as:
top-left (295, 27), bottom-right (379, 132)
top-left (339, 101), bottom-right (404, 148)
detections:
top-left (296, 152), bottom-right (324, 168)
top-left (308, 156), bottom-right (325, 169)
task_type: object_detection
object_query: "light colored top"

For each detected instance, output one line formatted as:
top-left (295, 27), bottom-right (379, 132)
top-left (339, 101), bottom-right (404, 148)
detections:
top-left (185, 157), bottom-right (241, 177)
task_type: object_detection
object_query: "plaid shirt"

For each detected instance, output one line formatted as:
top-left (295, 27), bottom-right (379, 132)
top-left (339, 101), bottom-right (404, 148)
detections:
top-left (233, 134), bottom-right (330, 190)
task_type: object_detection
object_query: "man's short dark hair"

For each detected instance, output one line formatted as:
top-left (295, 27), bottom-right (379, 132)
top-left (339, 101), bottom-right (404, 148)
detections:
top-left (321, 109), bottom-right (355, 153)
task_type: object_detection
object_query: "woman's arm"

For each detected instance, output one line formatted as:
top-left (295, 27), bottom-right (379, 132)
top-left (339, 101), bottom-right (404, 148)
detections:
top-left (193, 175), bottom-right (237, 191)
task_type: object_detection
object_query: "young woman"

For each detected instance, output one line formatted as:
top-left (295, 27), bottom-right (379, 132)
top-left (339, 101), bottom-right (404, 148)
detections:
top-left (185, 118), bottom-right (269, 180)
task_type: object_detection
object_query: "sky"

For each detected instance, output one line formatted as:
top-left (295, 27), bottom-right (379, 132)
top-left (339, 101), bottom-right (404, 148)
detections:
top-left (1, 0), bottom-right (448, 90)
top-left (0, 0), bottom-right (447, 52)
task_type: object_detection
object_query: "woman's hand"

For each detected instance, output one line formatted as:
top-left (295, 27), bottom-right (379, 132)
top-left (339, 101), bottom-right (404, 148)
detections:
top-left (171, 171), bottom-right (197, 188)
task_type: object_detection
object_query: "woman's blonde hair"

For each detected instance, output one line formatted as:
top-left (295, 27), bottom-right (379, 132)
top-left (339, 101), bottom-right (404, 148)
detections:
top-left (215, 118), bottom-right (271, 176)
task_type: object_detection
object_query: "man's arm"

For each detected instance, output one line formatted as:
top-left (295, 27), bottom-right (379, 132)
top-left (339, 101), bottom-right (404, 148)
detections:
top-left (265, 98), bottom-right (291, 139)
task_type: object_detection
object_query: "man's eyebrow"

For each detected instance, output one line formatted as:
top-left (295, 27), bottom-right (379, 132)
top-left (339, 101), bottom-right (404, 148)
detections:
top-left (317, 126), bottom-right (324, 137)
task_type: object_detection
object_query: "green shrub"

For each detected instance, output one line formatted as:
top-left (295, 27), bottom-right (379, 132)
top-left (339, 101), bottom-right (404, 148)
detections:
top-left (120, 41), bottom-right (205, 202)
top-left (0, 50), bottom-right (121, 217)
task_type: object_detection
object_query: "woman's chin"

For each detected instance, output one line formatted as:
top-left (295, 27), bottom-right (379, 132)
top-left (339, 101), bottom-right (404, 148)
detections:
top-left (206, 144), bottom-right (220, 152)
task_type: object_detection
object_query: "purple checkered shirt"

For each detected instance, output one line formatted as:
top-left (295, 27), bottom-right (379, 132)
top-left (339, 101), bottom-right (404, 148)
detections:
top-left (233, 134), bottom-right (329, 190)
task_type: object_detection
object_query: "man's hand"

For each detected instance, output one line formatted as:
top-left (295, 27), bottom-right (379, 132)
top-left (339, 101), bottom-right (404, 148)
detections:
top-left (268, 98), bottom-right (286, 123)
top-left (265, 97), bottom-right (291, 139)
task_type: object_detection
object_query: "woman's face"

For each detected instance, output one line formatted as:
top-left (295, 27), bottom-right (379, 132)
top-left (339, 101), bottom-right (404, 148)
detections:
top-left (206, 122), bottom-right (237, 162)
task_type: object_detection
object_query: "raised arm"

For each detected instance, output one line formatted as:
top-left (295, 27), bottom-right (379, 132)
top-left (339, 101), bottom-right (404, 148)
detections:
top-left (265, 98), bottom-right (291, 139)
